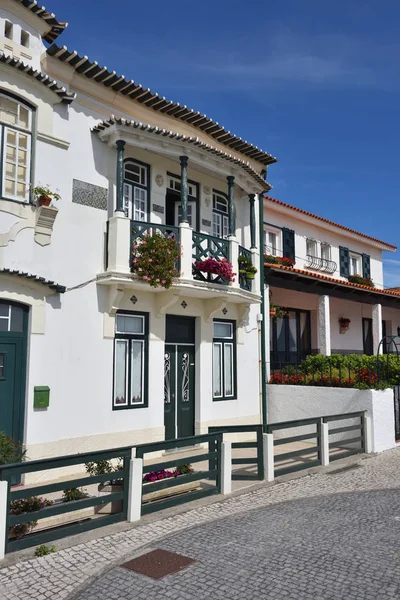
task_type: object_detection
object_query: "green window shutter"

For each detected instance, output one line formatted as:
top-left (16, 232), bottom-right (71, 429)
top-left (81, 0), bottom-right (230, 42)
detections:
top-left (282, 228), bottom-right (295, 262)
top-left (339, 246), bottom-right (350, 277)
top-left (362, 254), bottom-right (371, 279)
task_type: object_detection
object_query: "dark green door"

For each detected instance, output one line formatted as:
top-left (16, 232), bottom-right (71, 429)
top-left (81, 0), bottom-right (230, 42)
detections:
top-left (0, 301), bottom-right (28, 445)
top-left (164, 344), bottom-right (195, 440)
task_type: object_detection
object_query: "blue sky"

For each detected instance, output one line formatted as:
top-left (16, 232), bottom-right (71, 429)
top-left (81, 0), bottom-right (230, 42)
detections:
top-left (49, 0), bottom-right (400, 285)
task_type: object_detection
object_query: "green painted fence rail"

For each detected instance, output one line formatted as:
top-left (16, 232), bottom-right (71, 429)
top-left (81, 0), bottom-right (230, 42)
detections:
top-left (208, 425), bottom-right (264, 480)
top-left (136, 432), bottom-right (223, 515)
top-left (323, 412), bottom-right (365, 461)
top-left (0, 446), bottom-right (132, 554)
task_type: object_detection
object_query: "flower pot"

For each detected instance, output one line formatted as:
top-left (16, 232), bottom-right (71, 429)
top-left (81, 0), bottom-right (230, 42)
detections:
top-left (246, 272), bottom-right (255, 280)
top-left (270, 309), bottom-right (277, 318)
top-left (239, 269), bottom-right (247, 275)
top-left (96, 483), bottom-right (123, 514)
top-left (142, 479), bottom-right (200, 503)
top-left (39, 195), bottom-right (52, 207)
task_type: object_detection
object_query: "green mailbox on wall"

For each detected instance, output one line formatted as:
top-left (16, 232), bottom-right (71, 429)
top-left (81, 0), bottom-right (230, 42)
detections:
top-left (34, 386), bottom-right (50, 408)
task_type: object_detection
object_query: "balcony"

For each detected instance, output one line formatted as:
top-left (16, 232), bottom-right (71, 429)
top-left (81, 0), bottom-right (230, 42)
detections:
top-left (306, 254), bottom-right (337, 274)
top-left (97, 216), bottom-right (260, 306)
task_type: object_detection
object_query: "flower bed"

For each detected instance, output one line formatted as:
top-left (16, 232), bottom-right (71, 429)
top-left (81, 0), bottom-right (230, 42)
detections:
top-left (142, 465), bottom-right (197, 503)
top-left (264, 255), bottom-right (295, 267)
top-left (348, 275), bottom-right (375, 287)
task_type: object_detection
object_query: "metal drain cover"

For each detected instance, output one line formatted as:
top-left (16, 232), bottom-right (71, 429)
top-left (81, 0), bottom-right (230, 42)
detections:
top-left (121, 549), bottom-right (195, 579)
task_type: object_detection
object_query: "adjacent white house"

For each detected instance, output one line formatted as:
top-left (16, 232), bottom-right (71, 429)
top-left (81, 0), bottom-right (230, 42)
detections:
top-left (263, 196), bottom-right (399, 371)
top-left (0, 0), bottom-right (276, 462)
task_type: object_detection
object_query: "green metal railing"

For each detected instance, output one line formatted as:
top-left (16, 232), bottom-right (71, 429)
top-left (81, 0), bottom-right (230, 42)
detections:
top-left (267, 411), bottom-right (365, 476)
top-left (238, 245), bottom-right (252, 292)
top-left (130, 220), bottom-right (180, 271)
top-left (208, 425), bottom-right (263, 480)
top-left (192, 232), bottom-right (230, 284)
top-left (136, 432), bottom-right (223, 515)
top-left (0, 446), bottom-right (131, 553)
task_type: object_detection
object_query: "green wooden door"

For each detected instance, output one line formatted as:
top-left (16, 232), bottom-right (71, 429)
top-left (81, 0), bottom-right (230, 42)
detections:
top-left (0, 301), bottom-right (28, 445)
top-left (164, 345), bottom-right (195, 440)
top-left (0, 341), bottom-right (17, 437)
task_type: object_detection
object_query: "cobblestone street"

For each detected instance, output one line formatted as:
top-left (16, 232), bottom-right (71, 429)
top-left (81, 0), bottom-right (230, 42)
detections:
top-left (1, 448), bottom-right (400, 599)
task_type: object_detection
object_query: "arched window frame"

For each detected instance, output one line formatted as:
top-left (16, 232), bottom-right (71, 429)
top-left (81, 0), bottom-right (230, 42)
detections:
top-left (0, 90), bottom-right (34, 203)
top-left (212, 189), bottom-right (229, 239)
top-left (123, 158), bottom-right (150, 221)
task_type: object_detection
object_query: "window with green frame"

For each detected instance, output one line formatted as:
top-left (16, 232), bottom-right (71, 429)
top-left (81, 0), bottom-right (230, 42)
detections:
top-left (113, 311), bottom-right (149, 409)
top-left (213, 319), bottom-right (237, 401)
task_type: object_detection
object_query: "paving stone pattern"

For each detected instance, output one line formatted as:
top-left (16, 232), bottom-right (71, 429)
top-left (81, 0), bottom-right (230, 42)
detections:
top-left (1, 448), bottom-right (400, 600)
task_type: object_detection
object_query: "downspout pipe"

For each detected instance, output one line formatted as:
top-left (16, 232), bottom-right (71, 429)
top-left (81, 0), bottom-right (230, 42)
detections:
top-left (259, 171), bottom-right (268, 433)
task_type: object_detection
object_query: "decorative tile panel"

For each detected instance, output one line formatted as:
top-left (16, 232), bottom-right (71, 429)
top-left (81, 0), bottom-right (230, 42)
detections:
top-left (72, 179), bottom-right (108, 210)
top-left (153, 203), bottom-right (164, 214)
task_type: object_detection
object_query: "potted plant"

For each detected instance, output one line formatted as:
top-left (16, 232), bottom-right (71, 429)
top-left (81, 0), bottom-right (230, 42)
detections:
top-left (238, 254), bottom-right (252, 275)
top-left (132, 231), bottom-right (181, 289)
top-left (348, 274), bottom-right (375, 288)
top-left (245, 265), bottom-right (257, 280)
top-left (194, 257), bottom-right (236, 283)
top-left (142, 464), bottom-right (197, 503)
top-left (339, 317), bottom-right (351, 333)
top-left (270, 304), bottom-right (288, 320)
top-left (85, 459), bottom-right (123, 514)
top-left (32, 184), bottom-right (61, 207)
top-left (264, 255), bottom-right (295, 267)
top-left (0, 431), bottom-right (26, 465)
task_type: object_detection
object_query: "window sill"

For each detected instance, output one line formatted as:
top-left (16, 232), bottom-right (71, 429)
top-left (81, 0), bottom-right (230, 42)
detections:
top-left (213, 396), bottom-right (237, 402)
top-left (112, 403), bottom-right (148, 410)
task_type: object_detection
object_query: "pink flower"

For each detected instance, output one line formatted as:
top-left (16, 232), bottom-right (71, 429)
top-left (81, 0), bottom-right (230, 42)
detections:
top-left (161, 280), bottom-right (166, 284)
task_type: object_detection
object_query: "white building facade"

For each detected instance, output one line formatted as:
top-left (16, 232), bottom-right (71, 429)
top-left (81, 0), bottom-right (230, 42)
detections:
top-left (0, 1), bottom-right (276, 461)
top-left (263, 196), bottom-right (400, 372)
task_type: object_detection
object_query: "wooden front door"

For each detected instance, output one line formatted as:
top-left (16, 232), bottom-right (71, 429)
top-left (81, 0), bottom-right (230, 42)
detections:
top-left (0, 301), bottom-right (28, 444)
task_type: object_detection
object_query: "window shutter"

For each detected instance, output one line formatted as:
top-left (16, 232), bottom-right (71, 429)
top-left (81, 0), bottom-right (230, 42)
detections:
top-left (282, 228), bottom-right (295, 262)
top-left (362, 254), bottom-right (371, 279)
top-left (339, 246), bottom-right (350, 277)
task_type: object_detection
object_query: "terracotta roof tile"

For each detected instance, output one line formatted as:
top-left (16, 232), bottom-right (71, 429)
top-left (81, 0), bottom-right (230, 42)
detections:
top-left (264, 196), bottom-right (397, 251)
top-left (264, 262), bottom-right (400, 298)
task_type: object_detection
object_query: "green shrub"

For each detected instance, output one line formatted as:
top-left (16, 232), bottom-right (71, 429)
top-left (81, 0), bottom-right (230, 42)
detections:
top-left (62, 488), bottom-right (87, 502)
top-left (34, 544), bottom-right (56, 557)
top-left (0, 432), bottom-right (26, 465)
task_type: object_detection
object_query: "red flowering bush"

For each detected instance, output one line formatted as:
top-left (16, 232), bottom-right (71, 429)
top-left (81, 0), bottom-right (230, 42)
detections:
top-left (194, 258), bottom-right (235, 283)
top-left (264, 255), bottom-right (295, 267)
top-left (132, 232), bottom-right (181, 289)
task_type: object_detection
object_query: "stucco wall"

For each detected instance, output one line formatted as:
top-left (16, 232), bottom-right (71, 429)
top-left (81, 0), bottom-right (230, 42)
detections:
top-left (267, 384), bottom-right (396, 453)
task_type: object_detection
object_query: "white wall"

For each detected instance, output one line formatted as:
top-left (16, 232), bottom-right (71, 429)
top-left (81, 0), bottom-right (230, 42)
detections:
top-left (267, 384), bottom-right (396, 453)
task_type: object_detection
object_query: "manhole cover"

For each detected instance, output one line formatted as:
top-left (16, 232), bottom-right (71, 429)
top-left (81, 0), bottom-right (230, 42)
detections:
top-left (121, 549), bottom-right (195, 579)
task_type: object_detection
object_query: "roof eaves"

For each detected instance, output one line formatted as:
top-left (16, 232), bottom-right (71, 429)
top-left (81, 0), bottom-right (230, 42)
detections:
top-left (0, 52), bottom-right (75, 103)
top-left (17, 1), bottom-right (67, 43)
top-left (0, 268), bottom-right (66, 293)
top-left (93, 116), bottom-right (271, 190)
top-left (264, 196), bottom-right (397, 251)
top-left (47, 43), bottom-right (277, 167)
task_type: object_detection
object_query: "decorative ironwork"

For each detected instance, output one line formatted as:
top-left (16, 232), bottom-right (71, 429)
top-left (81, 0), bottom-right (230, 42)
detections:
top-left (181, 300), bottom-right (187, 309)
top-left (181, 353), bottom-right (189, 402)
top-left (164, 352), bottom-right (171, 404)
top-left (306, 254), bottom-right (337, 274)
top-left (238, 245), bottom-right (252, 291)
top-left (131, 220), bottom-right (180, 272)
top-left (192, 232), bottom-right (229, 284)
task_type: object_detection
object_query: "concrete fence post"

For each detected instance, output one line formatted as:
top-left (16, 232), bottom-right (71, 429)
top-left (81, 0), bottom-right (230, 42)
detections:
top-left (263, 433), bottom-right (274, 482)
top-left (127, 456), bottom-right (143, 523)
top-left (0, 480), bottom-right (8, 560)
top-left (221, 441), bottom-right (232, 495)
top-left (320, 422), bottom-right (330, 467)
top-left (364, 412), bottom-right (373, 454)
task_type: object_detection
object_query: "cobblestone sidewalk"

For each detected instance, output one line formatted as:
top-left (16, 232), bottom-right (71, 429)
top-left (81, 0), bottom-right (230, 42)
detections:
top-left (1, 448), bottom-right (400, 600)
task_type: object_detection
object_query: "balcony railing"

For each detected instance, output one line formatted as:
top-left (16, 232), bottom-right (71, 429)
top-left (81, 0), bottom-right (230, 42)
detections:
top-left (192, 232), bottom-right (230, 285)
top-left (306, 255), bottom-right (337, 274)
top-left (238, 245), bottom-right (252, 292)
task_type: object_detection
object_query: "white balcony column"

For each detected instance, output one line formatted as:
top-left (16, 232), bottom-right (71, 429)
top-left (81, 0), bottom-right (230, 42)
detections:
top-left (107, 212), bottom-right (131, 273)
top-left (179, 222), bottom-right (193, 280)
top-left (229, 234), bottom-right (240, 289)
top-left (372, 303), bottom-right (383, 355)
top-left (318, 295), bottom-right (331, 356)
